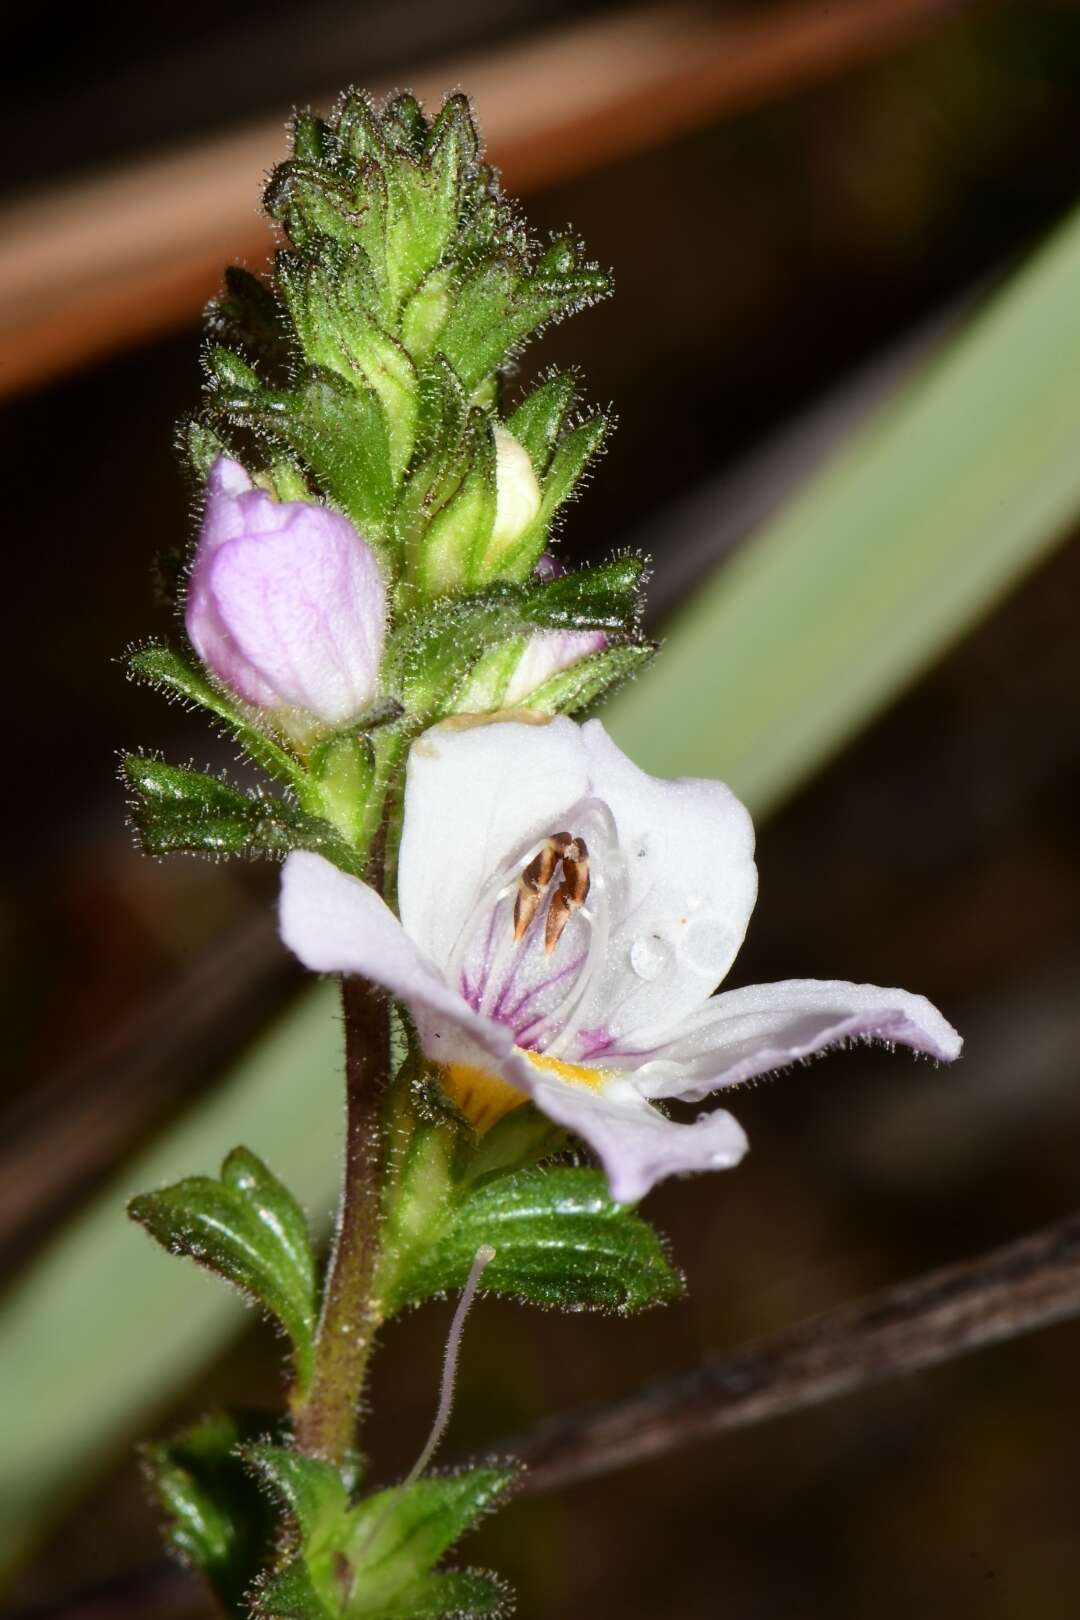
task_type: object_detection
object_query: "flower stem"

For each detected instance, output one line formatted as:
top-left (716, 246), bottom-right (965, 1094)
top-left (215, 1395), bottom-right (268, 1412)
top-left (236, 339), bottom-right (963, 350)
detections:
top-left (293, 972), bottom-right (391, 1463)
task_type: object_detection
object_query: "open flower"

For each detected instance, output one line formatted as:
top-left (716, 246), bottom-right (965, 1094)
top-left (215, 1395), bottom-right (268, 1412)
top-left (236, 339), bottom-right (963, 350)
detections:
top-left (280, 717), bottom-right (960, 1203)
top-left (185, 458), bottom-right (386, 741)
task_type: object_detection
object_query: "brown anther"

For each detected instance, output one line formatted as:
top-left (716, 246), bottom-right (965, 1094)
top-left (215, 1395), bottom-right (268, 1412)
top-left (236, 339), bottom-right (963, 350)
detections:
top-left (544, 836), bottom-right (591, 955)
top-left (513, 832), bottom-right (572, 941)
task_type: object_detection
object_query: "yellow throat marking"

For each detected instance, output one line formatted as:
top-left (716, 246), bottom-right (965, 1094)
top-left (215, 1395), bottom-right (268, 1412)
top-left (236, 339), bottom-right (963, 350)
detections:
top-left (443, 1049), bottom-right (605, 1134)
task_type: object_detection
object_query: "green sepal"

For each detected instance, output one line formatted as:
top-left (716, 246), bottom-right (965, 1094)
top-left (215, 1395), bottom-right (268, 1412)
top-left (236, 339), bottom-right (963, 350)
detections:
top-left (257, 1557), bottom-right (336, 1620)
top-left (540, 413), bottom-right (610, 519)
top-left (381, 92), bottom-right (428, 156)
top-left (128, 1147), bottom-right (319, 1391)
top-left (514, 641), bottom-right (656, 717)
top-left (388, 1166), bottom-right (683, 1315)
top-left (506, 373), bottom-right (577, 477)
top-left (213, 365), bottom-right (396, 557)
top-left (292, 111), bottom-right (332, 163)
top-left (382, 94), bottom-right (475, 314)
top-left (263, 160), bottom-right (369, 257)
top-left (386, 557), bottom-right (644, 719)
top-left (243, 1444), bottom-right (352, 1541)
top-left (278, 257), bottom-right (418, 484)
top-left (440, 254), bottom-right (611, 394)
top-left (400, 266), bottom-right (454, 363)
top-left (184, 418), bottom-right (232, 480)
top-left (209, 265), bottom-right (294, 374)
top-left (308, 731), bottom-right (378, 849)
top-left (477, 410), bottom-right (611, 585)
top-left (383, 587), bottom-right (519, 715)
top-left (127, 644), bottom-right (304, 790)
top-left (142, 1410), bottom-right (279, 1615)
top-left (251, 1463), bottom-right (515, 1620)
top-left (412, 419), bottom-right (496, 597)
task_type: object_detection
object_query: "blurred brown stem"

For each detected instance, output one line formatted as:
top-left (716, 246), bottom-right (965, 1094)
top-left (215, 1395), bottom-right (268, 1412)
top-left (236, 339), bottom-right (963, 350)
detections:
top-left (291, 975), bottom-right (390, 1462)
top-left (503, 1208), bottom-right (1080, 1493)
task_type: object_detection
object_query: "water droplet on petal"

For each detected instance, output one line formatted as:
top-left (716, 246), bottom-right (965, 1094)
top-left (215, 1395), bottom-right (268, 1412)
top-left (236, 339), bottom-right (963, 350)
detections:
top-left (630, 934), bottom-right (672, 981)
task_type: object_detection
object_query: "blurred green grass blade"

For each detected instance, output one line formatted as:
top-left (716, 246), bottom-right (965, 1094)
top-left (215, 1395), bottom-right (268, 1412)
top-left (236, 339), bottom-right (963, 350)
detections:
top-left (6, 200), bottom-right (1080, 1578)
top-left (0, 984), bottom-right (341, 1579)
top-left (605, 209), bottom-right (1080, 809)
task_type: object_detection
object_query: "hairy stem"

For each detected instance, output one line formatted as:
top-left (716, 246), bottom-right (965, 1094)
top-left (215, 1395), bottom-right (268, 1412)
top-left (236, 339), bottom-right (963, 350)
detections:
top-left (293, 974), bottom-right (392, 1462)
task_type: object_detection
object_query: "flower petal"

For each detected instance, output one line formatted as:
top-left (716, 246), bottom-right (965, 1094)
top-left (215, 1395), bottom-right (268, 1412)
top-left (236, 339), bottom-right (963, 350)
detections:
top-left (526, 1075), bottom-right (749, 1205)
top-left (398, 717), bottom-right (591, 971)
top-left (573, 720), bottom-right (758, 1051)
top-left (626, 978), bottom-right (963, 1102)
top-left (187, 461), bottom-right (386, 727)
top-left (502, 629), bottom-right (608, 707)
top-left (202, 505), bottom-right (385, 725)
top-left (279, 850), bottom-right (750, 1203)
top-left (279, 851), bottom-right (524, 1075)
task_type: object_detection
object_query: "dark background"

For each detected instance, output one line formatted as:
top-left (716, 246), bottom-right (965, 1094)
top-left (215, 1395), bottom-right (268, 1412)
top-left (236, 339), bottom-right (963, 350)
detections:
top-left (4, 2), bottom-right (1080, 1615)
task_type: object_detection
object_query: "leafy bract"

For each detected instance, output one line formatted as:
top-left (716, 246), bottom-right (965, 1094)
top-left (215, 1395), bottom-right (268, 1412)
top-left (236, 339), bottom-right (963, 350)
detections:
top-left (129, 1147), bottom-right (318, 1391)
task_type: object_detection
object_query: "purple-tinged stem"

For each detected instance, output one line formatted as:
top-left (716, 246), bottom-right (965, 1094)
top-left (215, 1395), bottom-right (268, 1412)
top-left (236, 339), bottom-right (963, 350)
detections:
top-left (293, 973), bottom-right (391, 1462)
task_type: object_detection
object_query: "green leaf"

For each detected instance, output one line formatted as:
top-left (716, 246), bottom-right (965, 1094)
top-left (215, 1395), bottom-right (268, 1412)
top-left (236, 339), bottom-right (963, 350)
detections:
top-left (257, 1556), bottom-right (337, 1620)
top-left (337, 1469), bottom-right (515, 1618)
top-left (279, 259), bottom-right (418, 483)
top-left (252, 1466), bottom-right (514, 1620)
top-left (243, 1444), bottom-right (350, 1541)
top-left (128, 1147), bottom-right (318, 1391)
top-left (121, 753), bottom-right (365, 873)
top-left (143, 1410), bottom-right (278, 1614)
top-left (264, 371), bottom-right (396, 553)
top-left (209, 266), bottom-right (293, 373)
top-left (127, 645), bottom-right (304, 790)
top-left (123, 756), bottom-right (293, 859)
top-left (362, 1568), bottom-right (512, 1619)
top-left (525, 555), bottom-right (645, 631)
top-left (390, 1167), bottom-right (683, 1314)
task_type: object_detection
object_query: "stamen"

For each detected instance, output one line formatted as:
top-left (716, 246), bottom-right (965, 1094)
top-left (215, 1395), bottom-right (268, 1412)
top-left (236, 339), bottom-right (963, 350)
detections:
top-left (544, 836), bottom-right (590, 955)
top-left (513, 832), bottom-right (572, 942)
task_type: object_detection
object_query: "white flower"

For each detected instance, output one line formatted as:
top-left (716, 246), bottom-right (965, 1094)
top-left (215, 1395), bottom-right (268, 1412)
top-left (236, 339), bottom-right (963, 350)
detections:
top-left (280, 718), bottom-right (961, 1203)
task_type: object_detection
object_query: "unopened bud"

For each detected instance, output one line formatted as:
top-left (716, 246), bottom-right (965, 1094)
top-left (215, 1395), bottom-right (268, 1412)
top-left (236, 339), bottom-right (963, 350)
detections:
top-left (185, 458), bottom-right (386, 741)
top-left (481, 427), bottom-right (542, 572)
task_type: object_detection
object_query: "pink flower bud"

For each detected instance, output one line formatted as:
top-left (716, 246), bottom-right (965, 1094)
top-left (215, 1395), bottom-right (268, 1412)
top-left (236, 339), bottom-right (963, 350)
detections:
top-left (185, 459), bottom-right (386, 736)
top-left (502, 628), bottom-right (608, 706)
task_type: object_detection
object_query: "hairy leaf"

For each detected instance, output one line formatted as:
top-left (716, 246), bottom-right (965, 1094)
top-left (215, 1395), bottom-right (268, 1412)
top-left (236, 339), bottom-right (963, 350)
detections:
top-left (127, 645), bottom-right (305, 790)
top-left (390, 1167), bottom-right (683, 1314)
top-left (143, 1410), bottom-right (278, 1614)
top-left (129, 1148), bottom-right (318, 1390)
top-left (121, 754), bottom-right (365, 873)
top-left (253, 1467), bottom-right (515, 1620)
